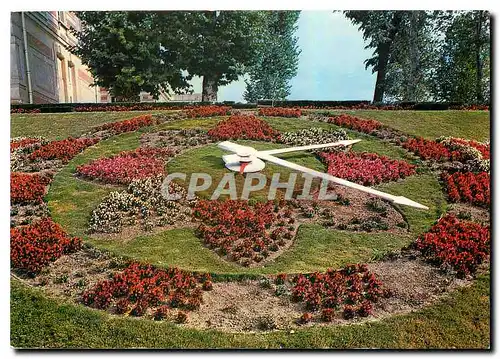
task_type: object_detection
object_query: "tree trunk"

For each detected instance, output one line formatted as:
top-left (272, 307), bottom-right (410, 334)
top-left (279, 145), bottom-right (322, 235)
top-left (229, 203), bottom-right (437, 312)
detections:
top-left (475, 11), bottom-right (485, 104)
top-left (202, 75), bottom-right (218, 102)
top-left (373, 42), bottom-right (390, 103)
top-left (372, 12), bottom-right (404, 103)
top-left (407, 11), bottom-right (419, 102)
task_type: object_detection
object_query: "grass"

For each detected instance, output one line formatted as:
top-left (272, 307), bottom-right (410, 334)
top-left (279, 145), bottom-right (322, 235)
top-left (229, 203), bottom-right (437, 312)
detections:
top-left (88, 225), bottom-right (412, 276)
top-left (10, 111), bottom-right (165, 140)
top-left (321, 110), bottom-right (490, 142)
top-left (11, 273), bottom-right (490, 349)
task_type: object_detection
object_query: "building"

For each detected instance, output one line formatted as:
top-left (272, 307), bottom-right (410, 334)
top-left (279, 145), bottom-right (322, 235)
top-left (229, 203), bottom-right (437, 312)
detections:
top-left (10, 11), bottom-right (173, 104)
top-left (10, 11), bottom-right (101, 104)
top-left (171, 93), bottom-right (203, 102)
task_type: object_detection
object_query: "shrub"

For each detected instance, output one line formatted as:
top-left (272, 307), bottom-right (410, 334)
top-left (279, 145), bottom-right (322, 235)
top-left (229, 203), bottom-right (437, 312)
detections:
top-left (10, 218), bottom-right (82, 274)
top-left (321, 308), bottom-right (335, 322)
top-left (154, 305), bottom-right (170, 320)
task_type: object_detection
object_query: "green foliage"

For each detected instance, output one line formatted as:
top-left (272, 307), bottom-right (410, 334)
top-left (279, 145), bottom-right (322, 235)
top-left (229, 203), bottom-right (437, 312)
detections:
top-left (72, 12), bottom-right (191, 100)
top-left (384, 11), bottom-right (437, 102)
top-left (343, 10), bottom-right (490, 104)
top-left (430, 11), bottom-right (490, 103)
top-left (173, 11), bottom-right (265, 101)
top-left (243, 11), bottom-right (301, 104)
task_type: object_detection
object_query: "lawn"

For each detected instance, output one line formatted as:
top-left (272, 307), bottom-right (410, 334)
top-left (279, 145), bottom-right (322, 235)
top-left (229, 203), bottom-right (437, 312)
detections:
top-left (10, 111), bottom-right (167, 140)
top-left (11, 110), bottom-right (490, 349)
top-left (322, 110), bottom-right (490, 142)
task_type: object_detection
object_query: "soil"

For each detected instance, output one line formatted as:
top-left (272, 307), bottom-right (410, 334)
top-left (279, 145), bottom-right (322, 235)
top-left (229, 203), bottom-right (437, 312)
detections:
top-left (184, 253), bottom-right (472, 333)
top-left (10, 202), bottom-right (51, 227)
top-left (14, 245), bottom-right (128, 303)
top-left (298, 184), bottom-right (408, 234)
top-left (446, 203), bottom-right (490, 226)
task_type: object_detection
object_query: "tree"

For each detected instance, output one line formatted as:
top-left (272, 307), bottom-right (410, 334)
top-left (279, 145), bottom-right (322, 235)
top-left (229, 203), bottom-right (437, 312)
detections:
top-left (343, 11), bottom-right (405, 102)
top-left (72, 12), bottom-right (191, 101)
top-left (243, 11), bottom-right (301, 104)
top-left (383, 11), bottom-right (437, 102)
top-left (172, 11), bottom-right (265, 102)
top-left (430, 11), bottom-right (490, 103)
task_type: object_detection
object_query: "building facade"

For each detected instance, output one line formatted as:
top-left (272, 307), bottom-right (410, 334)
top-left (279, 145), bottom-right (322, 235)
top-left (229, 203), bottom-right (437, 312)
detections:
top-left (10, 11), bottom-right (101, 104)
top-left (10, 11), bottom-right (174, 104)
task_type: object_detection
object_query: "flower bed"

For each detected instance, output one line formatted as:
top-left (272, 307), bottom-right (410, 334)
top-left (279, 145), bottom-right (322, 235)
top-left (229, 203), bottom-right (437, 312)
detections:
top-left (29, 137), bottom-right (98, 163)
top-left (193, 200), bottom-right (296, 266)
top-left (319, 151), bottom-right (416, 186)
top-left (10, 137), bottom-right (47, 152)
top-left (328, 114), bottom-right (383, 134)
top-left (75, 105), bottom-right (183, 112)
top-left (89, 176), bottom-right (191, 233)
top-left (207, 114), bottom-right (281, 141)
top-left (414, 215), bottom-right (490, 277)
top-left (11, 172), bottom-right (51, 204)
top-left (290, 264), bottom-right (386, 320)
top-left (280, 128), bottom-right (349, 148)
top-left (10, 218), bottom-right (82, 274)
top-left (77, 148), bottom-right (175, 185)
top-left (184, 105), bottom-right (231, 118)
top-left (93, 114), bottom-right (157, 134)
top-left (258, 107), bottom-right (302, 118)
top-left (10, 108), bottom-right (41, 114)
top-left (400, 137), bottom-right (452, 161)
top-left (82, 262), bottom-right (212, 318)
top-left (441, 171), bottom-right (490, 208)
top-left (436, 136), bottom-right (490, 165)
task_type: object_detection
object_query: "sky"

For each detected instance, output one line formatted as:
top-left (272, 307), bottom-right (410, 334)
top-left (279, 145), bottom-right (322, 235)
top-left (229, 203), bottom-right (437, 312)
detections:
top-left (188, 11), bottom-right (376, 102)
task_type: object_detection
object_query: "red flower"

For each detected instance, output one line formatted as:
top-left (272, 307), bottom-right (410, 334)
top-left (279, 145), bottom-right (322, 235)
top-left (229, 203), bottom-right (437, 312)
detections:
top-left (441, 171), bottom-right (490, 208)
top-left (77, 147), bottom-right (175, 185)
top-left (291, 264), bottom-right (384, 320)
top-left (319, 151), bottom-right (416, 185)
top-left (258, 107), bottom-right (302, 118)
top-left (414, 214), bottom-right (490, 277)
top-left (207, 114), bottom-right (281, 141)
top-left (328, 114), bottom-right (382, 134)
top-left (94, 114), bottom-right (157, 134)
top-left (10, 218), bottom-right (82, 274)
top-left (11, 172), bottom-right (52, 204)
top-left (184, 106), bottom-right (231, 118)
top-left (82, 262), bottom-right (207, 314)
top-left (29, 137), bottom-right (99, 163)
